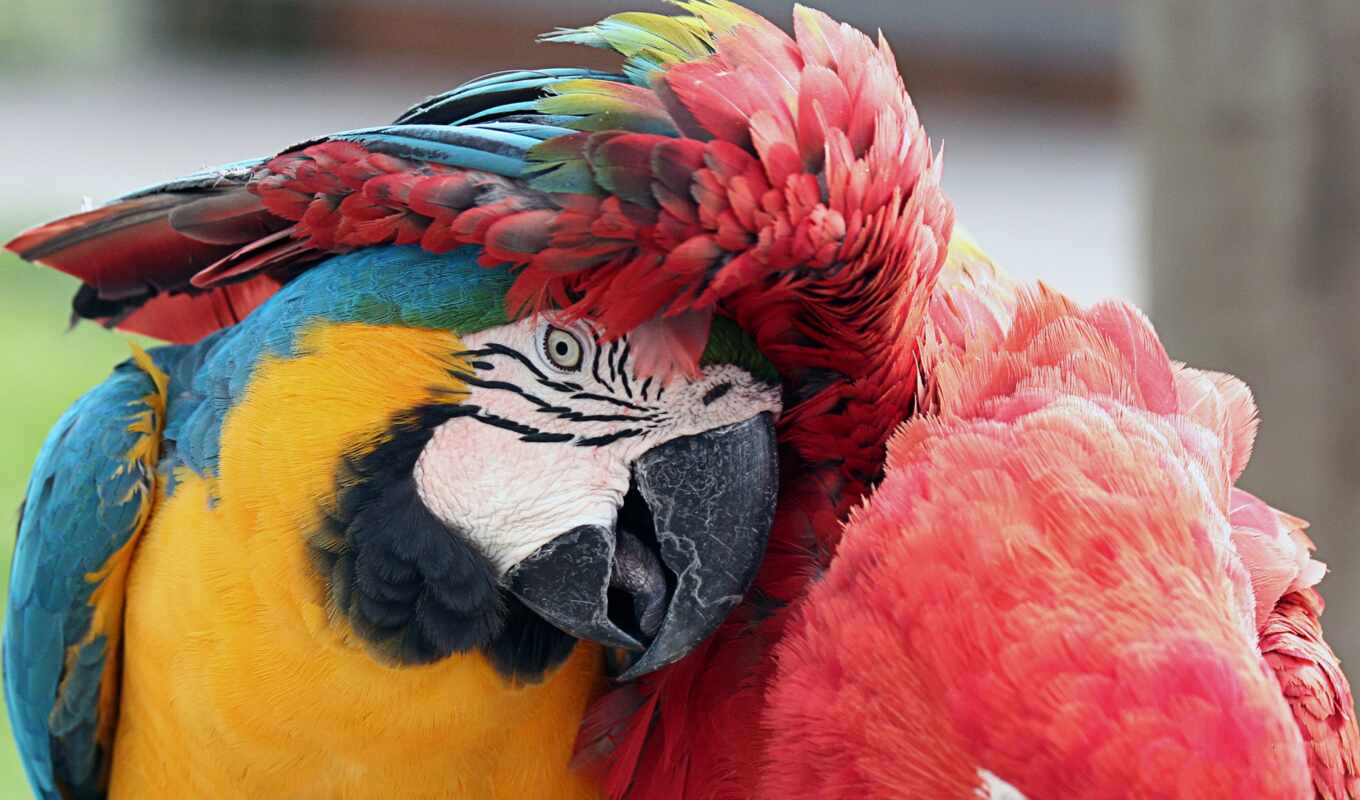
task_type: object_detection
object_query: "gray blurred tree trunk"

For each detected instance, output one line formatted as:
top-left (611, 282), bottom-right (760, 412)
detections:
top-left (1134, 0), bottom-right (1360, 667)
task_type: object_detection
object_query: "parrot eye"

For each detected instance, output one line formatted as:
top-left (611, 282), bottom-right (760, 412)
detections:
top-left (542, 326), bottom-right (584, 371)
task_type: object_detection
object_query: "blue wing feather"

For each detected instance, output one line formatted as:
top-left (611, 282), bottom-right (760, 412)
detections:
top-left (4, 354), bottom-right (167, 800)
top-left (324, 123), bottom-right (560, 177)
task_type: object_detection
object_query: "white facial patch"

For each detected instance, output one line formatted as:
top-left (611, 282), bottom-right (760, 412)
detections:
top-left (976, 770), bottom-right (1028, 800)
top-left (413, 316), bottom-right (781, 574)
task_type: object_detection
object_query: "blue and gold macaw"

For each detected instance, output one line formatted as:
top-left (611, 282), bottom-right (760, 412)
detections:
top-left (1, 20), bottom-right (796, 794)
top-left (4, 241), bottom-right (780, 798)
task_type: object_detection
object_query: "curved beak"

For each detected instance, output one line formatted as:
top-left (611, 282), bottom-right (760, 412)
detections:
top-left (506, 412), bottom-right (778, 680)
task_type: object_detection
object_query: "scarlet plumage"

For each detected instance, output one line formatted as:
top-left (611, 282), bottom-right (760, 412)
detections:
top-left (763, 286), bottom-right (1355, 798)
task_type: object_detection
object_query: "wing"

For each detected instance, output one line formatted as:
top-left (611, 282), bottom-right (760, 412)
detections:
top-left (4, 346), bottom-right (169, 799)
top-left (6, 2), bottom-right (952, 382)
top-left (3, 69), bottom-right (600, 344)
top-left (1261, 588), bottom-right (1360, 800)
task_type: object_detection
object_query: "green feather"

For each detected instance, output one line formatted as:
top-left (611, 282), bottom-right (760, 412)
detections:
top-left (700, 316), bottom-right (778, 382)
top-left (525, 134), bottom-right (603, 195)
top-left (540, 11), bottom-right (714, 86)
top-left (538, 79), bottom-right (679, 136)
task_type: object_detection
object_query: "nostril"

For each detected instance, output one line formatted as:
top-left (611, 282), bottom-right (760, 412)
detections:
top-left (702, 382), bottom-right (732, 406)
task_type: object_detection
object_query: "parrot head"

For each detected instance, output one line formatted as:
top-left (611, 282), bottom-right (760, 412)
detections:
top-left (174, 244), bottom-right (780, 680)
top-left (412, 307), bottom-right (782, 679)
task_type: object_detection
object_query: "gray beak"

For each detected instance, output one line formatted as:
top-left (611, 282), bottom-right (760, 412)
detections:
top-left (506, 412), bottom-right (778, 680)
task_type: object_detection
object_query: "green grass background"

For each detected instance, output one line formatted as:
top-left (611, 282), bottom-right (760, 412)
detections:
top-left (0, 212), bottom-right (152, 796)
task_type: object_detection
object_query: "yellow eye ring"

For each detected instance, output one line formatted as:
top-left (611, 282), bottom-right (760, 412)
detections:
top-left (543, 326), bottom-right (584, 371)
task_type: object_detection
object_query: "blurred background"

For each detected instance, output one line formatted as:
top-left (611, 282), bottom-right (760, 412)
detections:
top-left (0, 0), bottom-right (1353, 794)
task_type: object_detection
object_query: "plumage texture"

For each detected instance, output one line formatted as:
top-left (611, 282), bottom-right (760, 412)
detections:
top-left (9, 6), bottom-right (951, 795)
top-left (7, 2), bottom-right (1357, 798)
top-left (763, 285), bottom-right (1359, 798)
top-left (111, 314), bottom-right (605, 798)
top-left (6, 1), bottom-right (947, 405)
top-left (3, 248), bottom-right (577, 796)
top-left (1262, 588), bottom-right (1360, 800)
top-left (5, 347), bottom-right (167, 799)
top-left (531, 7), bottom-right (953, 795)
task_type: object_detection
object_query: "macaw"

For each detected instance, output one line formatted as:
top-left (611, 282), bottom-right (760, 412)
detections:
top-left (761, 256), bottom-right (1360, 798)
top-left (6, 2), bottom-right (1358, 800)
top-left (4, 255), bottom-right (782, 798)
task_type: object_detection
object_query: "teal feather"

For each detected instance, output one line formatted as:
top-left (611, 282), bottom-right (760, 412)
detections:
top-left (329, 125), bottom-right (541, 177)
top-left (455, 102), bottom-right (543, 125)
top-left (4, 356), bottom-right (165, 800)
top-left (472, 121), bottom-right (577, 141)
top-left (524, 133), bottom-right (602, 196)
top-left (394, 69), bottom-right (626, 127)
top-left (169, 245), bottom-right (513, 479)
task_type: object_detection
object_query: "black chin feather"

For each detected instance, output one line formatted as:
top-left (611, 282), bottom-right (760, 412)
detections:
top-left (309, 404), bottom-right (575, 680)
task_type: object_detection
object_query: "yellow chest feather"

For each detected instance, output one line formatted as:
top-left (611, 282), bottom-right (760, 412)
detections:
top-left (110, 324), bottom-right (605, 798)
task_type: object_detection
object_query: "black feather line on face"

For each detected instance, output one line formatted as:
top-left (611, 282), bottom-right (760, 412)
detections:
top-left (574, 428), bottom-right (645, 447)
top-left (308, 404), bottom-right (574, 681)
top-left (455, 341), bottom-right (660, 428)
top-left (617, 340), bottom-right (635, 399)
top-left (569, 392), bottom-right (651, 413)
top-left (457, 372), bottom-right (654, 423)
top-left (591, 337), bottom-right (612, 390)
top-left (457, 343), bottom-right (581, 393)
top-left (607, 339), bottom-right (622, 386)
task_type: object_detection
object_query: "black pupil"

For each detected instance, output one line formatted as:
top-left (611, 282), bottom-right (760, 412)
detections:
top-left (555, 341), bottom-right (570, 356)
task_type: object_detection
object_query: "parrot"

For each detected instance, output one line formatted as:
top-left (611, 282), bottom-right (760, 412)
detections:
top-left (761, 257), bottom-right (1360, 798)
top-left (5, 1), bottom-right (1358, 800)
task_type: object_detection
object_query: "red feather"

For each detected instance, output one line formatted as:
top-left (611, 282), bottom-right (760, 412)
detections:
top-left (795, 65), bottom-right (850, 167)
top-left (757, 288), bottom-right (1330, 799)
top-left (6, 195), bottom-right (261, 300)
top-left (165, 191), bottom-right (278, 246)
top-left (1262, 589), bottom-right (1360, 800)
top-left (114, 274), bottom-right (282, 343)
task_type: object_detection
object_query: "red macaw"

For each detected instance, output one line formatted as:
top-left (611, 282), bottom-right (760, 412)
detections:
top-left (761, 251), bottom-right (1360, 798)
